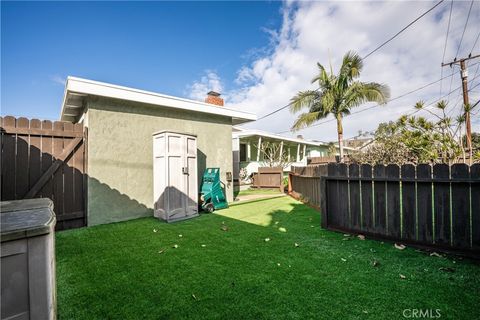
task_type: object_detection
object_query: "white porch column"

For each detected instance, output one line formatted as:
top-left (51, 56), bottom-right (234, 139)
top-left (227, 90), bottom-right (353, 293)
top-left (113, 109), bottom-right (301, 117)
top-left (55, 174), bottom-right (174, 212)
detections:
top-left (279, 141), bottom-right (284, 162)
top-left (296, 143), bottom-right (300, 162)
top-left (257, 136), bottom-right (262, 161)
top-left (288, 146), bottom-right (291, 162)
top-left (247, 141), bottom-right (251, 161)
top-left (303, 144), bottom-right (307, 161)
top-left (232, 137), bottom-right (240, 181)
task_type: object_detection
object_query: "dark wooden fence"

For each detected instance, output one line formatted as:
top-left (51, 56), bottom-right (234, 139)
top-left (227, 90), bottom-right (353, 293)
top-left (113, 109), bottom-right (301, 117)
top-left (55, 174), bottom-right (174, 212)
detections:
top-left (289, 165), bottom-right (327, 207)
top-left (252, 167), bottom-right (284, 191)
top-left (1, 116), bottom-right (87, 230)
top-left (290, 163), bottom-right (480, 255)
top-left (307, 156), bottom-right (337, 165)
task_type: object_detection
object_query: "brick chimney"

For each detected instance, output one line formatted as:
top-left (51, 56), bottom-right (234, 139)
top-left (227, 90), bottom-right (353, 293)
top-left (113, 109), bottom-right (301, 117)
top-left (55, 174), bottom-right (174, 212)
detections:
top-left (205, 91), bottom-right (224, 106)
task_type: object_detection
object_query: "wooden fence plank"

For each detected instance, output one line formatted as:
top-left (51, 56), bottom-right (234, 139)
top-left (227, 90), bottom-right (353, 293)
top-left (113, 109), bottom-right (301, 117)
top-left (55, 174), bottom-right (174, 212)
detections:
top-left (471, 164), bottom-right (480, 251)
top-left (433, 164), bottom-right (451, 246)
top-left (15, 118), bottom-right (30, 199)
top-left (386, 164), bottom-right (401, 238)
top-left (451, 164), bottom-right (470, 249)
top-left (373, 165), bottom-right (387, 235)
top-left (29, 119), bottom-right (42, 196)
top-left (1, 116), bottom-right (16, 200)
top-left (337, 163), bottom-right (348, 229)
top-left (349, 164), bottom-right (361, 231)
top-left (53, 121), bottom-right (65, 218)
top-left (401, 164), bottom-right (416, 241)
top-left (326, 163), bottom-right (341, 228)
top-left (63, 123), bottom-right (75, 228)
top-left (361, 164), bottom-right (373, 233)
top-left (73, 123), bottom-right (85, 225)
top-left (416, 164), bottom-right (433, 243)
top-left (40, 120), bottom-right (54, 199)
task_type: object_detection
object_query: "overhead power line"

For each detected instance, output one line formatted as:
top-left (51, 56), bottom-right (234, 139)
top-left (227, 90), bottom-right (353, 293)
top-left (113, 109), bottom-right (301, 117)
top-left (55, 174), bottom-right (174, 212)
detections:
top-left (440, 0), bottom-right (454, 96)
top-left (255, 0), bottom-right (446, 122)
top-left (455, 0), bottom-right (475, 58)
top-left (362, 0), bottom-right (445, 60)
top-left (471, 31), bottom-right (480, 55)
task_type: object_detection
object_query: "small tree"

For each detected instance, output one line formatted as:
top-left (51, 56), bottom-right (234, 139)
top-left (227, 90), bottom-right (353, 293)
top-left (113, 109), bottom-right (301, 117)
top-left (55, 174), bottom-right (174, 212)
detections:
top-left (351, 100), bottom-right (468, 165)
top-left (255, 141), bottom-right (292, 169)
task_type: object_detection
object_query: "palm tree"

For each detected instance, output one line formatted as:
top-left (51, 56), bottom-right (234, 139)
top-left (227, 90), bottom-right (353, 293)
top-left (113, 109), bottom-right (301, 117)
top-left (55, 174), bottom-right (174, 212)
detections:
top-left (290, 51), bottom-right (390, 160)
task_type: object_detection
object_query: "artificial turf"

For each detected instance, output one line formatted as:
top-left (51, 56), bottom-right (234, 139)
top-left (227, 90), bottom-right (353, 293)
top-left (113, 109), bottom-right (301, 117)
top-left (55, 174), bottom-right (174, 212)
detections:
top-left (56, 196), bottom-right (480, 319)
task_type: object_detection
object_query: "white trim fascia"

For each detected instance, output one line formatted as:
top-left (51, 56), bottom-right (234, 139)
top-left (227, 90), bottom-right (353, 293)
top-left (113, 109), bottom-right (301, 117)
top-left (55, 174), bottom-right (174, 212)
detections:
top-left (232, 129), bottom-right (358, 151)
top-left (60, 76), bottom-right (256, 124)
top-left (233, 129), bottom-right (326, 147)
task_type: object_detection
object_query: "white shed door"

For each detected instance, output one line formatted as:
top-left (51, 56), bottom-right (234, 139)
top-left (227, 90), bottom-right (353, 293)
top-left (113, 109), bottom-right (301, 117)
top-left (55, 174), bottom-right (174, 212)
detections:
top-left (165, 133), bottom-right (198, 219)
top-left (185, 136), bottom-right (198, 215)
top-left (166, 133), bottom-right (185, 218)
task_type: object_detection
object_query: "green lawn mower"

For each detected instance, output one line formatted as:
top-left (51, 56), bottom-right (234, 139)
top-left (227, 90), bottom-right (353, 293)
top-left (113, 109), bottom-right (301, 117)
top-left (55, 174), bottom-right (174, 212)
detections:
top-left (200, 168), bottom-right (228, 213)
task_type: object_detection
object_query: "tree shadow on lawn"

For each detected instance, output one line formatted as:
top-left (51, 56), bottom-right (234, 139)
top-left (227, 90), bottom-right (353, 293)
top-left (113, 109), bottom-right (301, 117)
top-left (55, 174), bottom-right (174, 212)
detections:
top-left (55, 197), bottom-right (480, 320)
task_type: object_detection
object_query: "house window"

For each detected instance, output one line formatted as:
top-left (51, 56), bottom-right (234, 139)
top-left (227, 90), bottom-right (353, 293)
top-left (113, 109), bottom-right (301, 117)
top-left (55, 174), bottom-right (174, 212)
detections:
top-left (240, 143), bottom-right (247, 161)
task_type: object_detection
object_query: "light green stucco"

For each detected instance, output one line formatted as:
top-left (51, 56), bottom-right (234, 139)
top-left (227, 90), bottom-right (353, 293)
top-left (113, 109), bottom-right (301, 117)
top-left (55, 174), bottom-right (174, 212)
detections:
top-left (85, 97), bottom-right (234, 226)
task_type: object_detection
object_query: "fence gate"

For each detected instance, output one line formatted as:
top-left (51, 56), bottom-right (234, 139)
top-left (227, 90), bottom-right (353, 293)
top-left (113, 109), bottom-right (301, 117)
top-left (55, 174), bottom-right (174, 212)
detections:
top-left (1, 116), bottom-right (86, 230)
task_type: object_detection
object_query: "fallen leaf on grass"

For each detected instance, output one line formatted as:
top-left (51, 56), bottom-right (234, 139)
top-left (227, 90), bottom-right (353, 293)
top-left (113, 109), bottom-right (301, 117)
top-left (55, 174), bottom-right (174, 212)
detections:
top-left (357, 235), bottom-right (365, 240)
top-left (394, 243), bottom-right (406, 250)
top-left (430, 252), bottom-right (442, 257)
top-left (279, 227), bottom-right (287, 232)
top-left (192, 294), bottom-right (197, 300)
top-left (372, 260), bottom-right (379, 267)
top-left (201, 244), bottom-right (206, 248)
top-left (275, 221), bottom-right (279, 225)
top-left (341, 258), bottom-right (347, 262)
top-left (277, 263), bottom-right (281, 266)
top-left (400, 274), bottom-right (406, 279)
top-left (343, 234), bottom-right (350, 237)
top-left (221, 225), bottom-right (229, 231)
top-left (294, 243), bottom-right (300, 247)
top-left (172, 244), bottom-right (178, 249)
top-left (153, 229), bottom-right (157, 233)
top-left (178, 234), bottom-right (183, 238)
top-left (439, 267), bottom-right (455, 273)
top-left (264, 238), bottom-right (271, 242)
top-left (158, 250), bottom-right (165, 254)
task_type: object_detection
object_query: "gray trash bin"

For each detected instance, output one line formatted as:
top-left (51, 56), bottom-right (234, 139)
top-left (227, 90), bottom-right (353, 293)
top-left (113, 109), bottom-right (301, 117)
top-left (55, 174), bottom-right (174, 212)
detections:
top-left (1, 198), bottom-right (56, 320)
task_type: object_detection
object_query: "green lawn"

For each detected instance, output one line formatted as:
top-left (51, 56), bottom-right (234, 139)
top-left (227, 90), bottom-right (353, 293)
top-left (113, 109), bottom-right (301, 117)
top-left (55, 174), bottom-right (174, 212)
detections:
top-left (235, 188), bottom-right (283, 197)
top-left (56, 197), bottom-right (479, 319)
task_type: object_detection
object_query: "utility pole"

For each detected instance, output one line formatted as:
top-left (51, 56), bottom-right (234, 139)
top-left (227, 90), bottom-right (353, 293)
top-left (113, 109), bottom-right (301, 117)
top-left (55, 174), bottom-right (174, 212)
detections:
top-left (442, 54), bottom-right (480, 165)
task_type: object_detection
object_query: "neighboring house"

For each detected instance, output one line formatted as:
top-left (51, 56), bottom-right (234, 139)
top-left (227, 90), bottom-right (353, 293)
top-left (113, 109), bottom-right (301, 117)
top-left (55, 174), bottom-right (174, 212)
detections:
top-left (61, 77), bottom-right (255, 226)
top-left (232, 127), bottom-right (341, 181)
top-left (343, 136), bottom-right (374, 149)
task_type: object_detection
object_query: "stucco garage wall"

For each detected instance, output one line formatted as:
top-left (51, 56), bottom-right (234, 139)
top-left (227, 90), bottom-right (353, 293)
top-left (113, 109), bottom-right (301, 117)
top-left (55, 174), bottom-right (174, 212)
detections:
top-left (85, 97), bottom-right (233, 226)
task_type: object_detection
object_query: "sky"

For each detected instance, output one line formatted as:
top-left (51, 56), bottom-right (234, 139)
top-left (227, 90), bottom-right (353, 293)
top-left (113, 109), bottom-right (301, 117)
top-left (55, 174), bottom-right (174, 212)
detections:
top-left (2, 1), bottom-right (480, 142)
